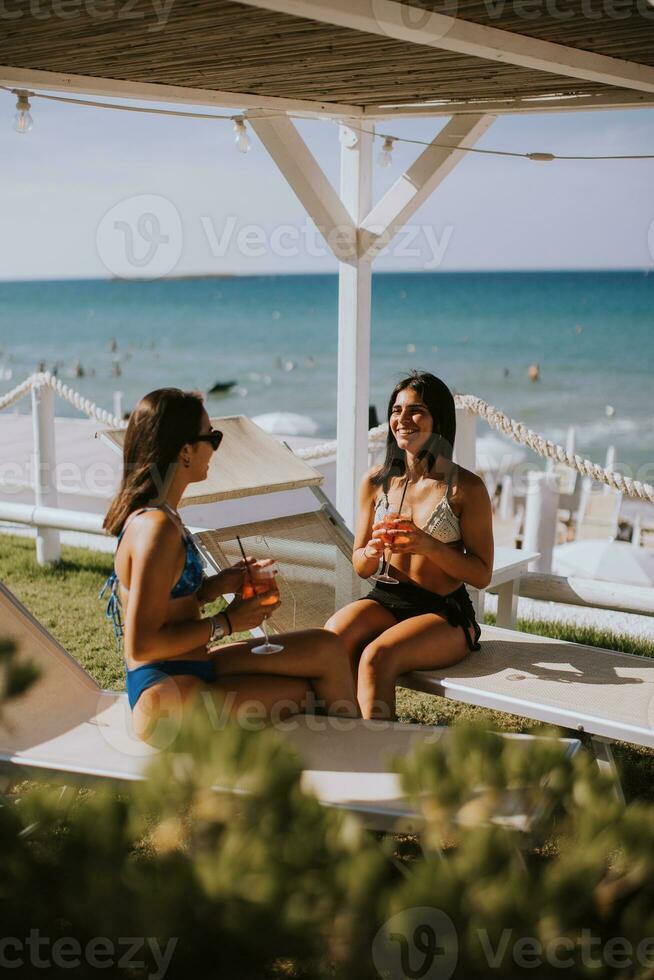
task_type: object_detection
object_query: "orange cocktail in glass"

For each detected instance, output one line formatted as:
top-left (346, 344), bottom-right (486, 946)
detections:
top-left (245, 562), bottom-right (283, 654)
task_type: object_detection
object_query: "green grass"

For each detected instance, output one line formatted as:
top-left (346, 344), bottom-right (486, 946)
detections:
top-left (2, 532), bottom-right (653, 801)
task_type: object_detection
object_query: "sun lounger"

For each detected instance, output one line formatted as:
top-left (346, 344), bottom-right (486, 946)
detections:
top-left (0, 580), bottom-right (582, 834)
top-left (194, 494), bottom-right (652, 799)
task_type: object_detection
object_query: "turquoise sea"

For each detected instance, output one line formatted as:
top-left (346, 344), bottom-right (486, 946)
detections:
top-left (0, 271), bottom-right (652, 475)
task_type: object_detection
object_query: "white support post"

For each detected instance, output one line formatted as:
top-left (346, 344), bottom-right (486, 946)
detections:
top-left (336, 124), bottom-right (373, 530)
top-left (31, 383), bottom-right (60, 565)
top-left (453, 407), bottom-right (476, 472)
top-left (523, 471), bottom-right (559, 574)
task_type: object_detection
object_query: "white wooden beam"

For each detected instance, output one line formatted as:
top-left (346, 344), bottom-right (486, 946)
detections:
top-left (0, 65), bottom-right (362, 118)
top-left (336, 124), bottom-right (374, 529)
top-left (363, 91), bottom-right (654, 119)
top-left (247, 112), bottom-right (357, 263)
top-left (359, 113), bottom-right (495, 261)
top-left (234, 0), bottom-right (654, 95)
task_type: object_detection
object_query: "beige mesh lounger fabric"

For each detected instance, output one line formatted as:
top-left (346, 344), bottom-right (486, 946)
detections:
top-left (99, 415), bottom-right (323, 506)
top-left (0, 580), bottom-right (579, 833)
top-left (194, 508), bottom-right (369, 634)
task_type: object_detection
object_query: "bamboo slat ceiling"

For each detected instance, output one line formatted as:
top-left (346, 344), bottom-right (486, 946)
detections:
top-left (1, 0), bottom-right (653, 107)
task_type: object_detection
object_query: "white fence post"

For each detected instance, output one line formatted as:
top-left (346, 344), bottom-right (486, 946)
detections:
top-left (498, 473), bottom-right (514, 520)
top-left (113, 390), bottom-right (124, 420)
top-left (523, 471), bottom-right (559, 573)
top-left (604, 445), bottom-right (616, 494)
top-left (454, 407), bottom-right (476, 471)
top-left (31, 382), bottom-right (60, 565)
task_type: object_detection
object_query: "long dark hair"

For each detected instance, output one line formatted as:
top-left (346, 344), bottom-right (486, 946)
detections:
top-left (372, 371), bottom-right (456, 490)
top-left (103, 388), bottom-right (205, 537)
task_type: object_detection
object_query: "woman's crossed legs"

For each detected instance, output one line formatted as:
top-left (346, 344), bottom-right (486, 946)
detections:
top-left (326, 600), bottom-right (473, 719)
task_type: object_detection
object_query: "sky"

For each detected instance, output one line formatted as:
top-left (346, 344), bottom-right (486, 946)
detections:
top-left (1, 89), bottom-right (653, 280)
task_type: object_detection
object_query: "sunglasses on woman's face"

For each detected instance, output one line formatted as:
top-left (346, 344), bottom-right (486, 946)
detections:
top-left (193, 428), bottom-right (223, 451)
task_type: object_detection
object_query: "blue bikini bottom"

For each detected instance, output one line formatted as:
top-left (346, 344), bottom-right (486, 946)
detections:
top-left (125, 659), bottom-right (217, 709)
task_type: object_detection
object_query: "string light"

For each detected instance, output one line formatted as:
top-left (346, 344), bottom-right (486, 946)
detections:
top-left (233, 116), bottom-right (251, 154)
top-left (3, 86), bottom-right (652, 162)
top-left (360, 122), bottom-right (653, 163)
top-left (13, 90), bottom-right (33, 134)
top-left (378, 135), bottom-right (395, 168)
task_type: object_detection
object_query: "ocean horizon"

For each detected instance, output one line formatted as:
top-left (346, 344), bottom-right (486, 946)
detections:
top-left (1, 269), bottom-right (652, 476)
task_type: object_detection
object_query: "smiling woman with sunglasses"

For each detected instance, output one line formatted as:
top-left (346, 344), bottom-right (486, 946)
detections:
top-left (102, 388), bottom-right (357, 743)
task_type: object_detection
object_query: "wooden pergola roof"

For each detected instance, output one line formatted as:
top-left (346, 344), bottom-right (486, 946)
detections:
top-left (1, 0), bottom-right (653, 116)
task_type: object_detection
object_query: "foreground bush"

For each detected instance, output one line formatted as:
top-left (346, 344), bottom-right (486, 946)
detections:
top-left (2, 640), bottom-right (654, 979)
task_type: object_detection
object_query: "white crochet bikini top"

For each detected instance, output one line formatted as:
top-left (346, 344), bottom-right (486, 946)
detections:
top-left (374, 465), bottom-right (462, 545)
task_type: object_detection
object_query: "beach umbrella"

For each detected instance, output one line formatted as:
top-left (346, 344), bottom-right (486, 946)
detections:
top-left (476, 433), bottom-right (526, 473)
top-left (251, 412), bottom-right (319, 437)
top-left (552, 539), bottom-right (654, 587)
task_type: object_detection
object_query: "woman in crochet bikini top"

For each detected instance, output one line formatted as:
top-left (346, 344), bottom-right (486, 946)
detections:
top-left (326, 371), bottom-right (494, 720)
top-left (102, 387), bottom-right (357, 744)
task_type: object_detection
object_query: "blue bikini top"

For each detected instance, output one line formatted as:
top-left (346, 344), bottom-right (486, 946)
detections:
top-left (99, 505), bottom-right (205, 645)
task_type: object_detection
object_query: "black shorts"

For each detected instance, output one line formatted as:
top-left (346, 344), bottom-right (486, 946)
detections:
top-left (362, 580), bottom-right (482, 652)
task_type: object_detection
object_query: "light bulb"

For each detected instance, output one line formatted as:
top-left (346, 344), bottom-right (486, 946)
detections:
top-left (13, 92), bottom-right (33, 134)
top-left (378, 136), bottom-right (395, 168)
top-left (233, 117), bottom-right (251, 154)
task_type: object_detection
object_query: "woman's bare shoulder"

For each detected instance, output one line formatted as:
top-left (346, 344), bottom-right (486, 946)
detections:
top-left (125, 508), bottom-right (182, 549)
top-left (452, 464), bottom-right (488, 502)
top-left (360, 465), bottom-right (383, 496)
top-left (361, 463), bottom-right (384, 485)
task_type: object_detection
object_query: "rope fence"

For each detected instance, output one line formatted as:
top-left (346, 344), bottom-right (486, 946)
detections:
top-left (1, 373), bottom-right (653, 503)
top-left (0, 372), bottom-right (127, 428)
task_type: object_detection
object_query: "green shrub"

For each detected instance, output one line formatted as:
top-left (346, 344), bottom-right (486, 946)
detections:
top-left (3, 639), bottom-right (654, 979)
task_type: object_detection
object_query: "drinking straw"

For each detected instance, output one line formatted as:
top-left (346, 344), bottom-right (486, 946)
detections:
top-left (236, 535), bottom-right (256, 588)
top-left (387, 477), bottom-right (410, 548)
top-left (397, 476), bottom-right (409, 515)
